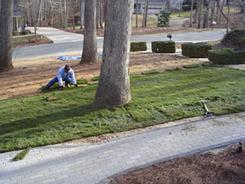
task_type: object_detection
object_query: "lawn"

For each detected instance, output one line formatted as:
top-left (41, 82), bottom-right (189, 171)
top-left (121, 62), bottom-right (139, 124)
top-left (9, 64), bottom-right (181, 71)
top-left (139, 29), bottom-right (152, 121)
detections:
top-left (13, 34), bottom-right (53, 48)
top-left (0, 66), bottom-right (245, 152)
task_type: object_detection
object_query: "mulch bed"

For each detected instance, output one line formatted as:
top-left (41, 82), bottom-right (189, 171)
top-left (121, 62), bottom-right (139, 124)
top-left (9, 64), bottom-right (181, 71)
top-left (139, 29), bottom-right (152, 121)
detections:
top-left (109, 143), bottom-right (245, 184)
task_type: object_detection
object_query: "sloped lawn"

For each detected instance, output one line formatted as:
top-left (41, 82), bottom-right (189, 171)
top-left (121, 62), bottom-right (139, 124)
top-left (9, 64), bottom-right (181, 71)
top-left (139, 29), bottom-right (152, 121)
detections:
top-left (0, 66), bottom-right (245, 152)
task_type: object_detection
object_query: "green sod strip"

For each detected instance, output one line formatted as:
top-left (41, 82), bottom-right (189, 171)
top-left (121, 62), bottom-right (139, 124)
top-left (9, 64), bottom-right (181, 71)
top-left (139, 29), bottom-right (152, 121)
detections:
top-left (0, 66), bottom-right (244, 152)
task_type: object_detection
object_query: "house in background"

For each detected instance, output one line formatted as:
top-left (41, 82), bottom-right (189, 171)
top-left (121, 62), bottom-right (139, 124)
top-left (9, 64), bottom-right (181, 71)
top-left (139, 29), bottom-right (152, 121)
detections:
top-left (134, 0), bottom-right (185, 14)
top-left (13, 0), bottom-right (24, 32)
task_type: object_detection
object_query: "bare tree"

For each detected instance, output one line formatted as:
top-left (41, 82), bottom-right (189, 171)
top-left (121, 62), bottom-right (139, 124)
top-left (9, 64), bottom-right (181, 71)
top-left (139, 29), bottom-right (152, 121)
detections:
top-left (142, 0), bottom-right (149, 27)
top-left (80, 0), bottom-right (97, 64)
top-left (0, 0), bottom-right (14, 71)
top-left (94, 0), bottom-right (134, 108)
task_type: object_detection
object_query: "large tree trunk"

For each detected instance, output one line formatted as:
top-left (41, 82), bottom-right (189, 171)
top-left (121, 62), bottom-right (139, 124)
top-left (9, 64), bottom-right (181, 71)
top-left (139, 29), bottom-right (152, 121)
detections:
top-left (0, 0), bottom-right (13, 72)
top-left (94, 0), bottom-right (133, 108)
top-left (80, 0), bottom-right (97, 64)
top-left (142, 0), bottom-right (149, 27)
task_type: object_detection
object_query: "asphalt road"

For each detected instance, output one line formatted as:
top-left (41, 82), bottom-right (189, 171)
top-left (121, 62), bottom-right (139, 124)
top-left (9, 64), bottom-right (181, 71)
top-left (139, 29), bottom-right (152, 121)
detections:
top-left (13, 27), bottom-right (226, 60)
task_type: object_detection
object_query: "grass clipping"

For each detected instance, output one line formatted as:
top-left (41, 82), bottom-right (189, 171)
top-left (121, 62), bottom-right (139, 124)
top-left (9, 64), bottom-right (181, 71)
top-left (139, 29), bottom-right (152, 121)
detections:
top-left (12, 148), bottom-right (30, 161)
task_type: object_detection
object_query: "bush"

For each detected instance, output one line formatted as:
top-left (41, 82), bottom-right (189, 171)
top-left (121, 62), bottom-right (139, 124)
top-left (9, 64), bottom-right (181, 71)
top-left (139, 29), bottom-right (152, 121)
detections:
top-left (152, 41), bottom-right (175, 53)
top-left (182, 42), bottom-right (212, 58)
top-left (157, 10), bottom-right (171, 27)
top-left (208, 48), bottom-right (245, 65)
top-left (20, 30), bottom-right (31, 35)
top-left (130, 42), bottom-right (147, 52)
top-left (222, 29), bottom-right (245, 49)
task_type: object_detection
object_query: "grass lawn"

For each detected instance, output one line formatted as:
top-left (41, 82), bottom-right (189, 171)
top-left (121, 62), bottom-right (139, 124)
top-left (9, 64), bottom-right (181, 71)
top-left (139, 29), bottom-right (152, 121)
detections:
top-left (0, 66), bottom-right (245, 152)
top-left (13, 34), bottom-right (53, 48)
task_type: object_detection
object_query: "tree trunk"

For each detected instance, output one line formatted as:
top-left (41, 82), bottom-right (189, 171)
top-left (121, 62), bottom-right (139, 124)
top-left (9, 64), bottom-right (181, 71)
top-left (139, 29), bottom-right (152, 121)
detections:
top-left (80, 0), bottom-right (97, 64)
top-left (0, 0), bottom-right (13, 72)
top-left (96, 0), bottom-right (100, 29)
top-left (203, 0), bottom-right (210, 28)
top-left (99, 0), bottom-right (104, 29)
top-left (136, 0), bottom-right (139, 28)
top-left (197, 0), bottom-right (203, 28)
top-left (80, 0), bottom-right (85, 29)
top-left (165, 0), bottom-right (171, 10)
top-left (189, 0), bottom-right (194, 27)
top-left (94, 0), bottom-right (133, 108)
top-left (142, 0), bottom-right (149, 27)
top-left (210, 0), bottom-right (216, 27)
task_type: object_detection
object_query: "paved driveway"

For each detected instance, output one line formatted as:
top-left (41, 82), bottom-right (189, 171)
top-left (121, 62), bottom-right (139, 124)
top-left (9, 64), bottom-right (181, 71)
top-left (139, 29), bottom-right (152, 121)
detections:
top-left (0, 113), bottom-right (244, 184)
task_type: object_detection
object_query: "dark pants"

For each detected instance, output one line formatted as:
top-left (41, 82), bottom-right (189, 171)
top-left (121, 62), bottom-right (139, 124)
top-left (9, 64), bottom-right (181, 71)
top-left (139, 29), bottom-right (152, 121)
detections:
top-left (47, 76), bottom-right (72, 88)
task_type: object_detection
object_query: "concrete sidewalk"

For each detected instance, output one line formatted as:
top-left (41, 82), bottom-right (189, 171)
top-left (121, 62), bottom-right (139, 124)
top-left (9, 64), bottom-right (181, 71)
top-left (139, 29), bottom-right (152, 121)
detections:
top-left (0, 112), bottom-right (245, 184)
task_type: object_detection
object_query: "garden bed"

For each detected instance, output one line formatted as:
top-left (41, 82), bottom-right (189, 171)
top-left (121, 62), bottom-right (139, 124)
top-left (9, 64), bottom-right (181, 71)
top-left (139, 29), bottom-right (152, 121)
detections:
top-left (109, 143), bottom-right (245, 184)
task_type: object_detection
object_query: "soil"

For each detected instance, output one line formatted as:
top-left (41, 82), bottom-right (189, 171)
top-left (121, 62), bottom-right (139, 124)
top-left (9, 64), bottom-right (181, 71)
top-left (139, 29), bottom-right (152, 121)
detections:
top-left (109, 143), bottom-right (245, 184)
top-left (64, 27), bottom-right (210, 37)
top-left (0, 53), bottom-right (206, 100)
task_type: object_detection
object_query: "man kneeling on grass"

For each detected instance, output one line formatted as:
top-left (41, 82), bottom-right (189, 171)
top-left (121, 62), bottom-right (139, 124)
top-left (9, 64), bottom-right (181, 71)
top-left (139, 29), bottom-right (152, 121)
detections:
top-left (45, 64), bottom-right (77, 90)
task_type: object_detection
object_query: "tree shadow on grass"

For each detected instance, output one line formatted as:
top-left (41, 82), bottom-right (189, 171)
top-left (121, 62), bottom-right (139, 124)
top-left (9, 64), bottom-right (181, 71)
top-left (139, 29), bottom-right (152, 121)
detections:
top-left (0, 103), bottom-right (101, 136)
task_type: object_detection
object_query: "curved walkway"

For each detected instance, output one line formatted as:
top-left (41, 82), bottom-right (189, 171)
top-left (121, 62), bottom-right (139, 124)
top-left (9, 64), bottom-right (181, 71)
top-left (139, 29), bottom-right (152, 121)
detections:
top-left (0, 112), bottom-right (245, 184)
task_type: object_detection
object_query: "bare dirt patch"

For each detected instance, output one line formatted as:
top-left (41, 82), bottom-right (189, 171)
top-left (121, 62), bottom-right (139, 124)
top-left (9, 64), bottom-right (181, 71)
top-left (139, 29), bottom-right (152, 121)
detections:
top-left (109, 143), bottom-right (245, 184)
top-left (64, 27), bottom-right (210, 37)
top-left (0, 53), bottom-right (206, 99)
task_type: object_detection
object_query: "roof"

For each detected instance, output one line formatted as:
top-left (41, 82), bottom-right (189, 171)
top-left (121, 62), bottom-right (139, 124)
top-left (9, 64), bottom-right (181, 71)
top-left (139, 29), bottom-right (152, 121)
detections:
top-left (14, 0), bottom-right (24, 17)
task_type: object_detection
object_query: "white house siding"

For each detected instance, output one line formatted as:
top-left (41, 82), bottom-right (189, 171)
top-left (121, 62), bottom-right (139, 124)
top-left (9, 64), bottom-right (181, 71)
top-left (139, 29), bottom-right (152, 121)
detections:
top-left (134, 0), bottom-right (185, 14)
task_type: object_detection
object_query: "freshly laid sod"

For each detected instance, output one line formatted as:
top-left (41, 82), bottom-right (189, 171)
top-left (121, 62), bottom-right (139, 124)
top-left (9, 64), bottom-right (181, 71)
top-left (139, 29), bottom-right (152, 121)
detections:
top-left (0, 66), bottom-right (245, 152)
top-left (12, 148), bottom-right (30, 161)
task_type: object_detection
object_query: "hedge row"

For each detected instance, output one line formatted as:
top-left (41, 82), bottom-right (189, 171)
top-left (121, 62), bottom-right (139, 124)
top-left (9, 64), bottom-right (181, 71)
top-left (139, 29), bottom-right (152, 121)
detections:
top-left (152, 41), bottom-right (176, 53)
top-left (130, 42), bottom-right (147, 52)
top-left (130, 41), bottom-right (176, 53)
top-left (182, 42), bottom-right (213, 58)
top-left (208, 48), bottom-right (245, 65)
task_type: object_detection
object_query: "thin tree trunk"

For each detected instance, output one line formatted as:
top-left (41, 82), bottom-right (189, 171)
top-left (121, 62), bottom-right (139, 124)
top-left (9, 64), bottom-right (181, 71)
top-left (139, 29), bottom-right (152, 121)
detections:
top-left (203, 0), bottom-right (210, 28)
top-left (136, 0), bottom-right (139, 28)
top-left (96, 0), bottom-right (100, 29)
top-left (226, 0), bottom-right (230, 33)
top-left (142, 0), bottom-right (149, 27)
top-left (189, 0), bottom-right (194, 27)
top-left (210, 0), bottom-right (216, 27)
top-left (0, 0), bottom-right (13, 71)
top-left (80, 0), bottom-right (85, 29)
top-left (197, 0), bottom-right (203, 28)
top-left (99, 0), bottom-right (104, 29)
top-left (94, 0), bottom-right (133, 108)
top-left (81, 0), bottom-right (97, 64)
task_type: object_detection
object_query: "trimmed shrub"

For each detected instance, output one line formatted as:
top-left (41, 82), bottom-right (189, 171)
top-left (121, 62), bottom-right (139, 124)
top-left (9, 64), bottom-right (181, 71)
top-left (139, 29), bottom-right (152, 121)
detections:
top-left (130, 42), bottom-right (147, 52)
top-left (152, 41), bottom-right (176, 53)
top-left (208, 48), bottom-right (245, 65)
top-left (221, 29), bottom-right (245, 49)
top-left (20, 30), bottom-right (31, 35)
top-left (182, 42), bottom-right (213, 58)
